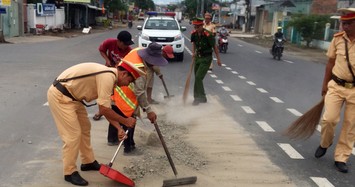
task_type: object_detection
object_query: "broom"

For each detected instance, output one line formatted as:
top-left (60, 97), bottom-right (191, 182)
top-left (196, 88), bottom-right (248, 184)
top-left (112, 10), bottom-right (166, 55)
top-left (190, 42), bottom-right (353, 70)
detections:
top-left (182, 59), bottom-right (195, 104)
top-left (283, 98), bottom-right (324, 140)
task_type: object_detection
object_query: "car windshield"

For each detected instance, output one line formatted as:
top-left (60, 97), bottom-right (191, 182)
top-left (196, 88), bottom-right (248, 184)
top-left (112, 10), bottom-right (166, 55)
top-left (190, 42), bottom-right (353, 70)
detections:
top-left (144, 19), bottom-right (179, 30)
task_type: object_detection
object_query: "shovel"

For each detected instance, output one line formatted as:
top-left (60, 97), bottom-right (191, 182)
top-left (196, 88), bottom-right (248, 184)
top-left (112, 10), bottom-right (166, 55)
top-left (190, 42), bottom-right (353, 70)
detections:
top-left (99, 130), bottom-right (135, 187)
top-left (153, 122), bottom-right (197, 187)
top-left (160, 76), bottom-right (174, 98)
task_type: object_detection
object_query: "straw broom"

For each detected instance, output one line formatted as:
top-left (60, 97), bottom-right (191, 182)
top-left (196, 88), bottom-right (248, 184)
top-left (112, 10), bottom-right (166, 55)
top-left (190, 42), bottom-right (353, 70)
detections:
top-left (283, 98), bottom-right (324, 140)
top-left (182, 59), bottom-right (195, 104)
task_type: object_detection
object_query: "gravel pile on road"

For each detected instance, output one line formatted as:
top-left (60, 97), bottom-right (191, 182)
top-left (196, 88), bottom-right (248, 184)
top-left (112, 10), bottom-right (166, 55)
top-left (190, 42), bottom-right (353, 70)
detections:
top-left (123, 119), bottom-right (207, 181)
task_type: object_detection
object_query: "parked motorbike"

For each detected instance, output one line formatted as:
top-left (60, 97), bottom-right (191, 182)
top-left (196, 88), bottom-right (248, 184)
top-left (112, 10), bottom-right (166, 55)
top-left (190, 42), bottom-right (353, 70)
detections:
top-left (218, 33), bottom-right (229, 53)
top-left (271, 38), bottom-right (284, 60)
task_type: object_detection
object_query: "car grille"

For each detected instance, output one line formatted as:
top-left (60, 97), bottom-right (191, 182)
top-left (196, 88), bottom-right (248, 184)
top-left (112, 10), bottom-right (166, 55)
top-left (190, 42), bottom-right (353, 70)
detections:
top-left (149, 37), bottom-right (174, 43)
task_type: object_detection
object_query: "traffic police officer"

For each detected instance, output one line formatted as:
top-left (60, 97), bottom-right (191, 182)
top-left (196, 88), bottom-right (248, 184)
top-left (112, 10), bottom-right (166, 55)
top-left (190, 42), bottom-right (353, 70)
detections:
top-left (190, 17), bottom-right (221, 105)
top-left (314, 7), bottom-right (355, 173)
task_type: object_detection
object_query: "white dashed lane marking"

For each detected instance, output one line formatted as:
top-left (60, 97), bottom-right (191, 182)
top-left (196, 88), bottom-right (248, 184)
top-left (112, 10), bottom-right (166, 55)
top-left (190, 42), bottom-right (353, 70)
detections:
top-left (241, 106), bottom-right (255, 114)
top-left (256, 121), bottom-right (275, 132)
top-left (231, 71), bottom-right (238, 74)
top-left (238, 75), bottom-right (246, 79)
top-left (283, 60), bottom-right (294, 64)
top-left (210, 74), bottom-right (217, 78)
top-left (270, 97), bottom-right (284, 103)
top-left (256, 88), bottom-right (268, 93)
top-left (43, 102), bottom-right (48, 106)
top-left (225, 67), bottom-right (232, 70)
top-left (222, 64), bottom-right (226, 67)
top-left (238, 44), bottom-right (243, 47)
top-left (310, 177), bottom-right (335, 187)
top-left (230, 95), bottom-right (242, 101)
top-left (222, 86), bottom-right (232, 91)
top-left (255, 50), bottom-right (262, 54)
top-left (287, 108), bottom-right (303, 116)
top-left (216, 80), bottom-right (224, 84)
top-left (277, 143), bottom-right (304, 159)
top-left (246, 81), bottom-right (256, 86)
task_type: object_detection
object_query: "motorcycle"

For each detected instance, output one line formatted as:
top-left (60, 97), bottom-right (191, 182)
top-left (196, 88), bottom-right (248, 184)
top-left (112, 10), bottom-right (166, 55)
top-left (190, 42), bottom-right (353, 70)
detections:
top-left (218, 33), bottom-right (229, 53)
top-left (271, 38), bottom-right (284, 60)
top-left (128, 20), bottom-right (133, 29)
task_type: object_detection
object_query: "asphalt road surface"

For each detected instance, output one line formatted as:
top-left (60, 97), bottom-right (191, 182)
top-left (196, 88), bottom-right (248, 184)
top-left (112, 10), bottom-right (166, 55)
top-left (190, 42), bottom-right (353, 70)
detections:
top-left (0, 20), bottom-right (354, 187)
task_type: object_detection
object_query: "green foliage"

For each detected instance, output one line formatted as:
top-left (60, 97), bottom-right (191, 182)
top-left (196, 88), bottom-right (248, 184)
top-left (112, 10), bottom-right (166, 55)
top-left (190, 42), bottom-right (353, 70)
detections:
top-left (106, 0), bottom-right (127, 12)
top-left (167, 5), bottom-right (178, 12)
top-left (133, 0), bottom-right (155, 11)
top-left (286, 14), bottom-right (332, 47)
top-left (27, 0), bottom-right (43, 4)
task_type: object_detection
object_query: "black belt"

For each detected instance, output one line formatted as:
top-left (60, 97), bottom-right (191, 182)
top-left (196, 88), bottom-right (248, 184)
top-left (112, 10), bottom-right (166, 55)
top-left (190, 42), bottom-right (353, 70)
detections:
top-left (331, 74), bottom-right (355, 89)
top-left (53, 80), bottom-right (96, 107)
top-left (196, 52), bottom-right (212, 57)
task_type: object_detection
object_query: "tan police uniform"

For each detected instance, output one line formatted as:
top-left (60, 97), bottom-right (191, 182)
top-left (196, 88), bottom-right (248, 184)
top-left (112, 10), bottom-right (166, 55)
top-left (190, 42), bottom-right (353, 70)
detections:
top-left (321, 31), bottom-right (355, 162)
top-left (47, 62), bottom-right (117, 175)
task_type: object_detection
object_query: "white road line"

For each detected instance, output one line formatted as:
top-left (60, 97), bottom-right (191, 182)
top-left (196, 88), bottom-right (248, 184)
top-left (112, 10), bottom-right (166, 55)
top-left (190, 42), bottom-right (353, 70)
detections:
top-left (277, 143), bottom-right (304, 159)
top-left (256, 88), bottom-right (268, 93)
top-left (287, 108), bottom-right (303, 117)
top-left (225, 67), bottom-right (232, 70)
top-left (310, 177), bottom-right (335, 187)
top-left (222, 86), bottom-right (232, 91)
top-left (183, 33), bottom-right (191, 42)
top-left (238, 75), bottom-right (246, 79)
top-left (283, 60), bottom-right (294, 64)
top-left (230, 95), bottom-right (242, 101)
top-left (270, 97), bottom-right (284, 103)
top-left (213, 57), bottom-right (217, 61)
top-left (256, 121), bottom-right (275, 132)
top-left (255, 50), bottom-right (262, 54)
top-left (210, 74), bottom-right (217, 78)
top-left (316, 125), bottom-right (321, 132)
top-left (231, 71), bottom-right (238, 74)
top-left (185, 46), bottom-right (193, 55)
top-left (238, 44), bottom-right (243, 47)
top-left (246, 81), bottom-right (256, 86)
top-left (43, 102), bottom-right (48, 106)
top-left (216, 80), bottom-right (224, 84)
top-left (222, 64), bottom-right (226, 67)
top-left (241, 106), bottom-right (255, 114)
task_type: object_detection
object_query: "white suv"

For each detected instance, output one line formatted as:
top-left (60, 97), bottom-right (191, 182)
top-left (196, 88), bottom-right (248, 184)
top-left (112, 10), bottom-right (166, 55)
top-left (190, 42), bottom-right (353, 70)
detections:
top-left (137, 12), bottom-right (186, 61)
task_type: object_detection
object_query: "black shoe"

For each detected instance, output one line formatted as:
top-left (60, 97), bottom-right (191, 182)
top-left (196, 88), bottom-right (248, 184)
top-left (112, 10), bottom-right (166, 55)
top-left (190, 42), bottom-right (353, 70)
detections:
top-left (314, 146), bottom-right (327, 158)
top-left (192, 100), bottom-right (200, 106)
top-left (335, 161), bottom-right (348, 173)
top-left (64, 171), bottom-right (88, 186)
top-left (80, 160), bottom-right (101, 171)
top-left (107, 141), bottom-right (119, 146)
top-left (124, 147), bottom-right (132, 153)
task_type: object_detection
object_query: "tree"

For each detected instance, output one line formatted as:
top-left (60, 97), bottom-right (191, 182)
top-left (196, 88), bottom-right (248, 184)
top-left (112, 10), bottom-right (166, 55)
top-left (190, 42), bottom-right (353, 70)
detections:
top-left (286, 14), bottom-right (331, 47)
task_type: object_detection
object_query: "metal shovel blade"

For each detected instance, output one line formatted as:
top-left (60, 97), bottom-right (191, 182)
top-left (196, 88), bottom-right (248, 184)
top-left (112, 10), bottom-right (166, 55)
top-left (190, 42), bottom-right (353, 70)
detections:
top-left (163, 176), bottom-right (197, 187)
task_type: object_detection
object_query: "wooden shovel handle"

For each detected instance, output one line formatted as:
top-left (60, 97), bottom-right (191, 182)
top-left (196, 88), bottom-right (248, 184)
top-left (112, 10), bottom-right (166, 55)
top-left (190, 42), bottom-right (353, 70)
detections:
top-left (153, 122), bottom-right (178, 176)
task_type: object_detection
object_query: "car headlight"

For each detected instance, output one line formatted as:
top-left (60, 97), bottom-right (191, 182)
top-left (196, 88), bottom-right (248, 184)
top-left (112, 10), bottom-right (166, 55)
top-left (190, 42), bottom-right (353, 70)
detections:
top-left (174, 34), bottom-right (182, 41)
top-left (141, 33), bottom-right (149, 40)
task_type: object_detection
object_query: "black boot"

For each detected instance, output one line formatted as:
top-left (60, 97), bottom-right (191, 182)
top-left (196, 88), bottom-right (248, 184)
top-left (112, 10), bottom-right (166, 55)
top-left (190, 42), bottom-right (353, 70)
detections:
top-left (64, 171), bottom-right (88, 186)
top-left (80, 160), bottom-right (101, 171)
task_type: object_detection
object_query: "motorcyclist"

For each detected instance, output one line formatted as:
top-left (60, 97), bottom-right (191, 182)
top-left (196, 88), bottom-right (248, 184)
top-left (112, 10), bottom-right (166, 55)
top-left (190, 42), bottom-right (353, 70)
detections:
top-left (218, 27), bottom-right (229, 43)
top-left (271, 27), bottom-right (286, 53)
top-left (128, 12), bottom-right (133, 29)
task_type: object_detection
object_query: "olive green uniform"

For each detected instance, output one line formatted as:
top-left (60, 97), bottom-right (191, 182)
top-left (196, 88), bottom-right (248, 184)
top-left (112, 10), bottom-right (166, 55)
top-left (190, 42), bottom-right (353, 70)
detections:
top-left (191, 29), bottom-right (215, 102)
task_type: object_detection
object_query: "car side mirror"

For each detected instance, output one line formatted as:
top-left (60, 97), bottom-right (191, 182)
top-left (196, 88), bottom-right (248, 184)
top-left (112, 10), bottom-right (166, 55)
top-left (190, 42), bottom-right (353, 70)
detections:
top-left (181, 26), bottom-right (186, 31)
top-left (137, 25), bottom-right (142, 30)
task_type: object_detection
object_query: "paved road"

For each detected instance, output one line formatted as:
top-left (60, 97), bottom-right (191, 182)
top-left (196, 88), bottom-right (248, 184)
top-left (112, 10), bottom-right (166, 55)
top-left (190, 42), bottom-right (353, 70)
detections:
top-left (0, 21), bottom-right (354, 187)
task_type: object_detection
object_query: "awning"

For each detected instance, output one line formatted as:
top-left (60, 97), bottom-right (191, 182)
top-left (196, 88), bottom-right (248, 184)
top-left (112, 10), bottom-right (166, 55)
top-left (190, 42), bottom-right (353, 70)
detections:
top-left (87, 4), bottom-right (105, 11)
top-left (330, 15), bottom-right (340, 19)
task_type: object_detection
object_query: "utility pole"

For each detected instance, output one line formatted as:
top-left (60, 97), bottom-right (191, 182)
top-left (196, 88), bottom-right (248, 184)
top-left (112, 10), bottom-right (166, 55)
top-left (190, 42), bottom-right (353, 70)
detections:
top-left (200, 0), bottom-right (204, 17)
top-left (245, 0), bottom-right (251, 32)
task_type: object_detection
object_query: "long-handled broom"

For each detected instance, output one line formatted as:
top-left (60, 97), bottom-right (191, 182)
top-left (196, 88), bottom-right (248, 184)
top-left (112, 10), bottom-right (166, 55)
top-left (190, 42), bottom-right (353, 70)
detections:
top-left (283, 98), bottom-right (324, 140)
top-left (153, 122), bottom-right (197, 187)
top-left (183, 59), bottom-right (195, 104)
